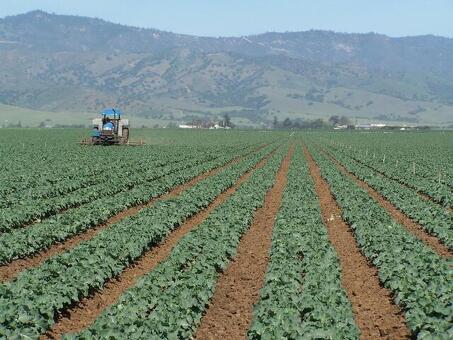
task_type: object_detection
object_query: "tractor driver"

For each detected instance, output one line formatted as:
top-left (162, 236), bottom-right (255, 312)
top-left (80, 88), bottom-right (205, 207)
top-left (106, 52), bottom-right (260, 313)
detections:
top-left (103, 118), bottom-right (114, 131)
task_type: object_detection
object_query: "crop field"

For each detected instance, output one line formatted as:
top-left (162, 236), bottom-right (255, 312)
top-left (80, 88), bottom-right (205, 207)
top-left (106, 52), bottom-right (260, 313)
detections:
top-left (0, 128), bottom-right (452, 339)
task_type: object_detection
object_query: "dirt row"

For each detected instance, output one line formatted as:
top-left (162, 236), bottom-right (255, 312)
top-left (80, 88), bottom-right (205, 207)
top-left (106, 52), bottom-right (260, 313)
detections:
top-left (303, 146), bottom-right (410, 339)
top-left (194, 145), bottom-right (294, 340)
top-left (42, 148), bottom-right (278, 339)
top-left (0, 145), bottom-right (267, 283)
top-left (320, 148), bottom-right (452, 258)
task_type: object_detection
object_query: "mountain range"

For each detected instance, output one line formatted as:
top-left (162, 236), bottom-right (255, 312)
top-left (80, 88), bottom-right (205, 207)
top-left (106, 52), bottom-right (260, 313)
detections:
top-left (1, 10), bottom-right (452, 126)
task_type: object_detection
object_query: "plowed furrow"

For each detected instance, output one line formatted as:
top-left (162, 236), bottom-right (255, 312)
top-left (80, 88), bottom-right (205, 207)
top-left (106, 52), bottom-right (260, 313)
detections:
top-left (194, 146), bottom-right (293, 340)
top-left (303, 146), bottom-right (410, 340)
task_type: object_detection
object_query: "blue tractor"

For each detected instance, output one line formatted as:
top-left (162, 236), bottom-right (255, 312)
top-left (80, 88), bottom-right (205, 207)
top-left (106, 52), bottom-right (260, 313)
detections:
top-left (81, 108), bottom-right (141, 145)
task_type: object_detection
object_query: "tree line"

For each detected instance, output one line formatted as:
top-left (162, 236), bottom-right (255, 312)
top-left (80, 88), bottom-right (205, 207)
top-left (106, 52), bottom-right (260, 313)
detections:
top-left (273, 115), bottom-right (353, 129)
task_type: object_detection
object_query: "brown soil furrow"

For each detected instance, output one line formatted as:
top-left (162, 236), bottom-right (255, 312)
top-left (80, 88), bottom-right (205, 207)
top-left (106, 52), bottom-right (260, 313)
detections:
top-left (42, 149), bottom-right (276, 340)
top-left (321, 148), bottom-right (452, 258)
top-left (303, 146), bottom-right (410, 340)
top-left (0, 148), bottom-right (265, 283)
top-left (194, 145), bottom-right (293, 340)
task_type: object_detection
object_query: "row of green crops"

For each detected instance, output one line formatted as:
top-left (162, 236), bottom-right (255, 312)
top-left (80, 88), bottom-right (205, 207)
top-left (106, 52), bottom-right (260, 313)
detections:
top-left (0, 144), bottom-right (273, 265)
top-left (0, 144), bottom-right (277, 338)
top-left (321, 146), bottom-right (453, 249)
top-left (0, 143), bottom-right (256, 232)
top-left (336, 146), bottom-right (453, 208)
top-left (0, 146), bottom-right (189, 207)
top-left (1, 142), bottom-right (263, 209)
top-left (248, 146), bottom-right (359, 339)
top-left (68, 146), bottom-right (288, 339)
top-left (308, 146), bottom-right (452, 338)
top-left (314, 133), bottom-right (453, 207)
top-left (0, 128), bottom-right (279, 201)
top-left (0, 144), bottom-right (173, 200)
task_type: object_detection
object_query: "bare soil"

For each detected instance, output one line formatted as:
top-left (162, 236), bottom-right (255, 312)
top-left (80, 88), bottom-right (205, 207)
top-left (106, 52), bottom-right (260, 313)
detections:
top-left (194, 145), bottom-right (293, 340)
top-left (322, 149), bottom-right (452, 259)
top-left (42, 150), bottom-right (276, 339)
top-left (303, 146), bottom-right (410, 340)
top-left (0, 147), bottom-right (265, 283)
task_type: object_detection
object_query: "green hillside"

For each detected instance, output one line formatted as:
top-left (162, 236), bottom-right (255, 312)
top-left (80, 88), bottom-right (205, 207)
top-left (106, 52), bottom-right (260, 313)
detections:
top-left (1, 11), bottom-right (453, 126)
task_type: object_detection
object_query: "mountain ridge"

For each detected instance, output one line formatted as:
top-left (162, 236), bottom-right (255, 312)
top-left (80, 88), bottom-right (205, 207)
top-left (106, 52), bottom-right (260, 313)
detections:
top-left (4, 10), bottom-right (452, 40)
top-left (1, 11), bottom-right (452, 126)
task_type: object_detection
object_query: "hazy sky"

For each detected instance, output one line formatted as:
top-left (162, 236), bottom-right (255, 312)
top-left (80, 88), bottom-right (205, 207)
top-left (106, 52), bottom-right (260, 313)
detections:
top-left (0, 0), bottom-right (452, 37)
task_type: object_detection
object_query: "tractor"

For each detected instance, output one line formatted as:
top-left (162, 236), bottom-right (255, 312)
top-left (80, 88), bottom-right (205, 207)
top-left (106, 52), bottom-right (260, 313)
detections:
top-left (80, 108), bottom-right (143, 145)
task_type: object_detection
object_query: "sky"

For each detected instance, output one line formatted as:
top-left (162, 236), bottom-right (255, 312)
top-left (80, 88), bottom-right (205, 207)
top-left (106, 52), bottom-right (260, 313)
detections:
top-left (0, 0), bottom-right (452, 38)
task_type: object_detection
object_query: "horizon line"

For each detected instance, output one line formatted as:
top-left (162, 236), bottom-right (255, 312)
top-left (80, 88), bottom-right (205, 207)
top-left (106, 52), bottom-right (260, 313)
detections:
top-left (1, 9), bottom-right (452, 40)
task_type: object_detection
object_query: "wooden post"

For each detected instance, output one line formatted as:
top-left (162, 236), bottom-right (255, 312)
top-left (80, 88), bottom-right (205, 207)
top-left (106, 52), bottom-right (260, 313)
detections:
top-left (413, 162), bottom-right (416, 175)
top-left (382, 154), bottom-right (386, 163)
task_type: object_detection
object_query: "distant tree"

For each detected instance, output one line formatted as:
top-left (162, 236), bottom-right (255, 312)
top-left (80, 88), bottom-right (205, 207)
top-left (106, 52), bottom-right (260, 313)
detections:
top-left (223, 113), bottom-right (235, 128)
top-left (270, 116), bottom-right (332, 130)
top-left (273, 116), bottom-right (279, 129)
top-left (283, 117), bottom-right (292, 128)
top-left (329, 115), bottom-right (352, 126)
top-left (329, 115), bottom-right (340, 125)
top-left (338, 116), bottom-right (352, 126)
top-left (310, 119), bottom-right (326, 129)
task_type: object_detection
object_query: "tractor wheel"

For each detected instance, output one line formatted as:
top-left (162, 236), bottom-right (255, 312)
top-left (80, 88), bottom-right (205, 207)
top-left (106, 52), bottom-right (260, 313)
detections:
top-left (122, 128), bottom-right (129, 144)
